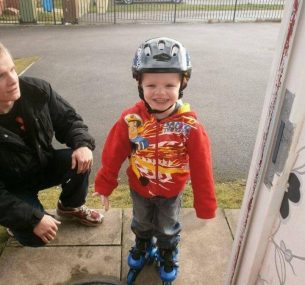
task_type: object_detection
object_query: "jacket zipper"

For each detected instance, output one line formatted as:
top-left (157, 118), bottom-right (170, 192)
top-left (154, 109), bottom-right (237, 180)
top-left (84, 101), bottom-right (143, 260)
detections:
top-left (155, 121), bottom-right (160, 187)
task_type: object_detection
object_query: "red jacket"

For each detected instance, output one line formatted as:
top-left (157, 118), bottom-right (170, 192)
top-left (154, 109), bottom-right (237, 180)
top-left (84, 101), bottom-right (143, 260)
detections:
top-left (95, 100), bottom-right (217, 219)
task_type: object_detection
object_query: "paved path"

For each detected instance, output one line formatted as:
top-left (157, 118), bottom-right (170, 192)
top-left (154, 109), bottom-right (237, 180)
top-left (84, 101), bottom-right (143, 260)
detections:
top-left (0, 208), bottom-right (240, 285)
top-left (0, 23), bottom-right (280, 182)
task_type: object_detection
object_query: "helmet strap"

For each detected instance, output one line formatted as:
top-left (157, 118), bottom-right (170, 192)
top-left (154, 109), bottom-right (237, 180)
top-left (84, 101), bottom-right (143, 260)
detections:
top-left (178, 75), bottom-right (188, 99)
top-left (178, 89), bottom-right (183, 99)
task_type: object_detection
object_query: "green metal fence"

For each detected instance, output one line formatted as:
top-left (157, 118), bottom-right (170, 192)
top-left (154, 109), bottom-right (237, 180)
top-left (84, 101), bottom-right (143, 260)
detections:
top-left (0, 0), bottom-right (286, 24)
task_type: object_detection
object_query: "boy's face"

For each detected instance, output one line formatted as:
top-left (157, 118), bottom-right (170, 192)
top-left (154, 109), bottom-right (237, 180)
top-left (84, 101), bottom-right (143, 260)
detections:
top-left (141, 73), bottom-right (181, 114)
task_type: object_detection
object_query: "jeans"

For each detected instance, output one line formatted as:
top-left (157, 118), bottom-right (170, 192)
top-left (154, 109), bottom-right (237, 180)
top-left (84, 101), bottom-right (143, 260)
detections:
top-left (130, 189), bottom-right (182, 249)
top-left (11, 148), bottom-right (89, 247)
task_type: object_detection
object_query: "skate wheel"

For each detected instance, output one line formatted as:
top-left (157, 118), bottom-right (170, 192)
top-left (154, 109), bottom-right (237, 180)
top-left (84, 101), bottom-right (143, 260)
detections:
top-left (127, 269), bottom-right (138, 285)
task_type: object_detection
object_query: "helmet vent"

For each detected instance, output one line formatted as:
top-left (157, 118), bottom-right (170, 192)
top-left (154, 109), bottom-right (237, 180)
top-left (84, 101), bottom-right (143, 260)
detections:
top-left (144, 45), bottom-right (151, 56)
top-left (171, 45), bottom-right (179, 56)
top-left (158, 40), bottom-right (165, 50)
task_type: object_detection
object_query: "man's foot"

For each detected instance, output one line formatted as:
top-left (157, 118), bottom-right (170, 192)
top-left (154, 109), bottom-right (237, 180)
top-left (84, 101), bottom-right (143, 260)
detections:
top-left (56, 200), bottom-right (103, 227)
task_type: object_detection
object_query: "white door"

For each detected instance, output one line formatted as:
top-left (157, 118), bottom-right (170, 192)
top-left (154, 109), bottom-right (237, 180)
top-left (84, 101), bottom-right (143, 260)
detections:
top-left (226, 1), bottom-right (305, 284)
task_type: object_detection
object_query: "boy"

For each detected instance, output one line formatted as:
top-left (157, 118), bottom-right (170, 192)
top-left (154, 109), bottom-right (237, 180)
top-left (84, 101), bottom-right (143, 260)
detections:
top-left (94, 37), bottom-right (217, 283)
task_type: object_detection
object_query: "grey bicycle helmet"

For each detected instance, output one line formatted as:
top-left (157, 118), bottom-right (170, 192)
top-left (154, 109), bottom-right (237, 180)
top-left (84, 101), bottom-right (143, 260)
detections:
top-left (132, 37), bottom-right (192, 108)
top-left (132, 37), bottom-right (192, 82)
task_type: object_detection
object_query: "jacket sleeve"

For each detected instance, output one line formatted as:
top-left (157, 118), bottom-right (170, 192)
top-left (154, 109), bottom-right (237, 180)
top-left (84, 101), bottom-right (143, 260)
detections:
top-left (46, 83), bottom-right (95, 150)
top-left (0, 180), bottom-right (44, 230)
top-left (187, 123), bottom-right (217, 219)
top-left (95, 117), bottom-right (131, 196)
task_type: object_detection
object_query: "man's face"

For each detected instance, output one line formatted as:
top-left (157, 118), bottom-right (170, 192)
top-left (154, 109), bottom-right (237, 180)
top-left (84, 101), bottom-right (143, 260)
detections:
top-left (0, 51), bottom-right (20, 113)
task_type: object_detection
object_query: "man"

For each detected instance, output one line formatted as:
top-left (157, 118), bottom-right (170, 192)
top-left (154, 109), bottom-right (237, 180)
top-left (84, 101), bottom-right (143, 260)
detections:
top-left (0, 42), bottom-right (103, 247)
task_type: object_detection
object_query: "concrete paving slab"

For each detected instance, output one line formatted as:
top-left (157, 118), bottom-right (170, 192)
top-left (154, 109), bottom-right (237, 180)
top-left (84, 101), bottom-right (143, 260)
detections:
top-left (0, 208), bottom-right (235, 284)
top-left (122, 208), bottom-right (233, 285)
top-left (6, 209), bottom-right (122, 247)
top-left (0, 246), bottom-right (121, 285)
top-left (223, 209), bottom-right (241, 239)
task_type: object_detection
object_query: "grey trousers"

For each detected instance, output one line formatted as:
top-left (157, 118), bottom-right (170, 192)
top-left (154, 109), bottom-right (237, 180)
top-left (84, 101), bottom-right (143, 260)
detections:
top-left (130, 189), bottom-right (182, 249)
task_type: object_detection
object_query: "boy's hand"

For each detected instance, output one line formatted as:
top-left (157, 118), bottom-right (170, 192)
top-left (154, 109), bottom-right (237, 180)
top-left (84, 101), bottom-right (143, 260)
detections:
top-left (93, 192), bottom-right (110, 211)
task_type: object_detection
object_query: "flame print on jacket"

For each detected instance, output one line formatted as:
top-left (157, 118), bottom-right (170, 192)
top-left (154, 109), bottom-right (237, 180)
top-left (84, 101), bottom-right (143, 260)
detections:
top-left (125, 106), bottom-right (197, 191)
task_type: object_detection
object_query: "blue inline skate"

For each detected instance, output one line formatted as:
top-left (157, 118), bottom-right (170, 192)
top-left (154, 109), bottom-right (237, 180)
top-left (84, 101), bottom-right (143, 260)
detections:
top-left (127, 238), bottom-right (157, 285)
top-left (157, 247), bottom-right (179, 285)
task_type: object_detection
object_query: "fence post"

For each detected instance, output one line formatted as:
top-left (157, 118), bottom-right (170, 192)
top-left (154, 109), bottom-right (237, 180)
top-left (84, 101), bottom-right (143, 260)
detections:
top-left (62, 0), bottom-right (78, 24)
top-left (173, 2), bottom-right (177, 23)
top-left (0, 0), bottom-right (4, 16)
top-left (114, 0), bottom-right (116, 24)
top-left (52, 0), bottom-right (56, 24)
top-left (233, 0), bottom-right (238, 22)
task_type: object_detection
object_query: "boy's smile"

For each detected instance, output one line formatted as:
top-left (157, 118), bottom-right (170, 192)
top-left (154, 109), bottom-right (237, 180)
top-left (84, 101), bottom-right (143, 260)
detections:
top-left (141, 73), bottom-right (181, 118)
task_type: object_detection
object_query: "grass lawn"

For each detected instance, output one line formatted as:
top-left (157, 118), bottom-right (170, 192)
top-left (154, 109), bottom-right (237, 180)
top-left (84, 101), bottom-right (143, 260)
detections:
top-left (38, 180), bottom-right (246, 210)
top-left (14, 57), bottom-right (40, 75)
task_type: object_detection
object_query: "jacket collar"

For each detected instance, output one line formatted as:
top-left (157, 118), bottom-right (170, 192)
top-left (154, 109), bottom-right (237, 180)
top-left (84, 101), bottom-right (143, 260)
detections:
top-left (18, 77), bottom-right (47, 110)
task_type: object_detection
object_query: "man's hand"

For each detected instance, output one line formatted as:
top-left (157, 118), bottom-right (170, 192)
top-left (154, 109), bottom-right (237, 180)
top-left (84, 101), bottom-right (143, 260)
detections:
top-left (33, 215), bottom-right (61, 244)
top-left (71, 146), bottom-right (93, 174)
top-left (93, 192), bottom-right (110, 211)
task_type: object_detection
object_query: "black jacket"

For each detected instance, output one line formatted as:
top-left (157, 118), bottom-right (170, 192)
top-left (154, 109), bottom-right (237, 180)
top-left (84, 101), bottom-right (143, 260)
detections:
top-left (0, 76), bottom-right (95, 230)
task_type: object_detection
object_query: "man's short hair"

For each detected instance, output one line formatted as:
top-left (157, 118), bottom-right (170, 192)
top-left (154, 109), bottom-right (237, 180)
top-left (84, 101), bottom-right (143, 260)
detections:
top-left (0, 42), bottom-right (12, 58)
